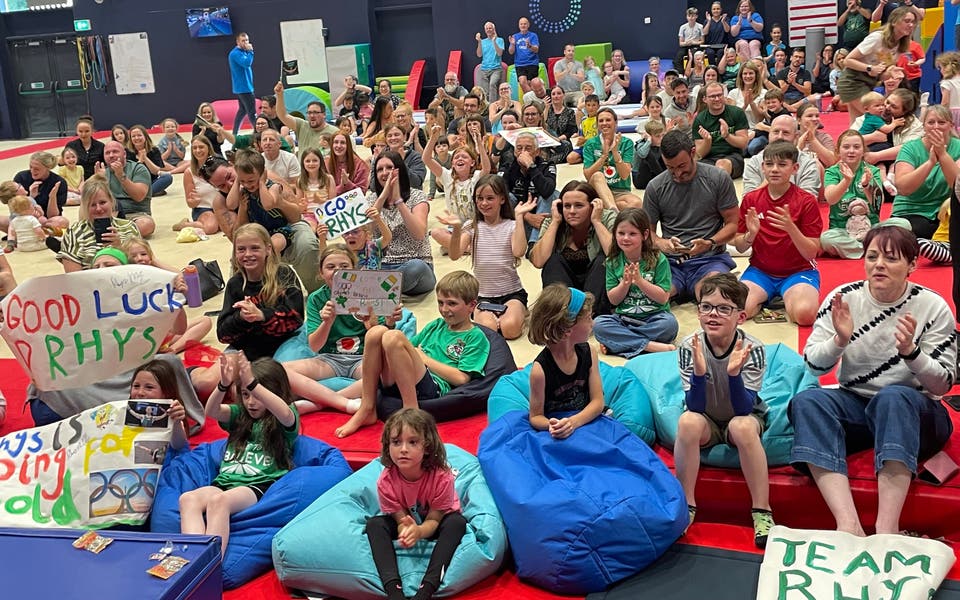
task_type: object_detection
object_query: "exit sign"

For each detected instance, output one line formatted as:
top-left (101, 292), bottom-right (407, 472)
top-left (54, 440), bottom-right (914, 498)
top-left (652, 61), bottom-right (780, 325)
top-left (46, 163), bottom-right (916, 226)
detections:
top-left (73, 19), bottom-right (91, 32)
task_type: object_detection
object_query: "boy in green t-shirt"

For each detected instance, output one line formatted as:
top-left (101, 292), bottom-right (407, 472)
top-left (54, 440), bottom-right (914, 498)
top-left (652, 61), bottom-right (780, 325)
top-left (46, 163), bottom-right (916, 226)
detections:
top-left (335, 271), bottom-right (491, 438)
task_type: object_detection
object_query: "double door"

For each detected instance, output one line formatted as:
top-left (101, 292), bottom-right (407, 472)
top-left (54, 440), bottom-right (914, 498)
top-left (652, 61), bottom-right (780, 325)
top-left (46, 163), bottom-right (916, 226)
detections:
top-left (9, 35), bottom-right (90, 138)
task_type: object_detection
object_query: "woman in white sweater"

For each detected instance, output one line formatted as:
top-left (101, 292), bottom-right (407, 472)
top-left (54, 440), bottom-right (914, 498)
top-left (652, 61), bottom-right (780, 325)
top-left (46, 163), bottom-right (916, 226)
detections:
top-left (790, 226), bottom-right (956, 537)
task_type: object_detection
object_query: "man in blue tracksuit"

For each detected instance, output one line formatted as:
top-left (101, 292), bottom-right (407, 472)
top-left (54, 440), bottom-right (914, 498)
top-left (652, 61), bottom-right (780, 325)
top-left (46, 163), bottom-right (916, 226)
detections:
top-left (229, 32), bottom-right (256, 135)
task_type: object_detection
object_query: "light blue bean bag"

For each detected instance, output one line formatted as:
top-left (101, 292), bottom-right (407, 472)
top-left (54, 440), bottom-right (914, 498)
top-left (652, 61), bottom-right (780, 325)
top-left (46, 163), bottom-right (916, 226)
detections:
top-left (486, 361), bottom-right (656, 446)
top-left (478, 411), bottom-right (687, 595)
top-left (624, 343), bottom-right (819, 467)
top-left (272, 445), bottom-right (507, 599)
top-left (273, 309), bottom-right (417, 391)
top-left (151, 436), bottom-right (352, 589)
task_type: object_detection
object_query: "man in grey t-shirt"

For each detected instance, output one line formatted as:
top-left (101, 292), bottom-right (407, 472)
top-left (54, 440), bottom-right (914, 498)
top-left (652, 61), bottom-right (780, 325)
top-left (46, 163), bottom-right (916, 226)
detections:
top-left (553, 44), bottom-right (585, 106)
top-left (642, 130), bottom-right (739, 302)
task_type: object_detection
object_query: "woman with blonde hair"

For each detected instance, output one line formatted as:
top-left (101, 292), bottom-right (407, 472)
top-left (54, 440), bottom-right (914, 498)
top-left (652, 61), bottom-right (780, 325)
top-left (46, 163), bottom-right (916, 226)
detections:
top-left (192, 102), bottom-right (227, 156)
top-left (58, 174), bottom-right (140, 272)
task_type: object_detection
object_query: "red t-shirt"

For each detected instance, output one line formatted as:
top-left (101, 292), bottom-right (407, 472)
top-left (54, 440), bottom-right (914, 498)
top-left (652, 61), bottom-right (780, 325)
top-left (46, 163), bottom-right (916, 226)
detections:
top-left (377, 465), bottom-right (461, 518)
top-left (738, 183), bottom-right (822, 278)
top-left (897, 41), bottom-right (924, 81)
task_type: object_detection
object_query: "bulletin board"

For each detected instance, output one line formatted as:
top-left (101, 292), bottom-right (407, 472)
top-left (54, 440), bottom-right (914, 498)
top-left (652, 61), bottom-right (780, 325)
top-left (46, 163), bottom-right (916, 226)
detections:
top-left (109, 32), bottom-right (156, 95)
top-left (280, 19), bottom-right (328, 85)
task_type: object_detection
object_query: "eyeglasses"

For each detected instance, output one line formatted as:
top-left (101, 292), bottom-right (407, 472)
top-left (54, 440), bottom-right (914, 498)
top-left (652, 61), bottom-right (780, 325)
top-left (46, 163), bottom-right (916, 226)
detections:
top-left (697, 302), bottom-right (737, 317)
top-left (706, 93), bottom-right (725, 99)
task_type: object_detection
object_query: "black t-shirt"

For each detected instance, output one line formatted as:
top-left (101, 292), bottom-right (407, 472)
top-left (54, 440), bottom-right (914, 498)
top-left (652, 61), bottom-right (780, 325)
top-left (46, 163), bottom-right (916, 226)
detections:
top-left (65, 138), bottom-right (105, 179)
top-left (192, 122), bottom-right (224, 157)
top-left (775, 68), bottom-right (813, 103)
top-left (13, 169), bottom-right (68, 215)
top-left (534, 342), bottom-right (592, 414)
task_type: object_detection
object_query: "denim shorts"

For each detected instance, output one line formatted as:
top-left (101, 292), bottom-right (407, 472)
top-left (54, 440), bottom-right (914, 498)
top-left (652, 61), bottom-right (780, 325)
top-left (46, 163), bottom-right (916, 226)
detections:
top-left (740, 267), bottom-right (820, 301)
top-left (315, 353), bottom-right (363, 378)
top-left (789, 385), bottom-right (953, 476)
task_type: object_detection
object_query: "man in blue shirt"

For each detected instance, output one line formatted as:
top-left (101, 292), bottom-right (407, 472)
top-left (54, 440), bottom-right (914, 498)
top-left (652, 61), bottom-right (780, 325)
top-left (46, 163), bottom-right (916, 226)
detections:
top-left (509, 16), bottom-right (540, 94)
top-left (229, 32), bottom-right (256, 135)
top-left (475, 22), bottom-right (505, 102)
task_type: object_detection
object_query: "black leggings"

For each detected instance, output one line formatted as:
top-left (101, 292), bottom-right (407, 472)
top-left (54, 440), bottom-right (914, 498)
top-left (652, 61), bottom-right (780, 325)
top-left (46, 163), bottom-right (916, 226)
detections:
top-left (233, 92), bottom-right (257, 134)
top-left (903, 213), bottom-right (939, 241)
top-left (541, 252), bottom-right (610, 316)
top-left (366, 512), bottom-right (467, 598)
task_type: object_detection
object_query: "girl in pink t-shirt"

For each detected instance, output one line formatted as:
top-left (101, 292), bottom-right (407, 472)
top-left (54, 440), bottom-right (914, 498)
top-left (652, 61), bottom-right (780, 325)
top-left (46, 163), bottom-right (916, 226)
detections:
top-left (366, 408), bottom-right (466, 600)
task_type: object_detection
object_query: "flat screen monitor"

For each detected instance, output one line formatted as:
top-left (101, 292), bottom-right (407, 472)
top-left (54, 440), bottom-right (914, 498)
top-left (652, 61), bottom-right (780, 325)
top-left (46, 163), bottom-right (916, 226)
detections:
top-left (186, 7), bottom-right (233, 39)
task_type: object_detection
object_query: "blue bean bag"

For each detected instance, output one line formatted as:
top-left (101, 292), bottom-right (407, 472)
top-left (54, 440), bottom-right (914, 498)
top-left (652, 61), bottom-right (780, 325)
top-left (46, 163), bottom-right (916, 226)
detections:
top-left (151, 436), bottom-right (352, 589)
top-left (376, 324), bottom-right (517, 422)
top-left (272, 445), bottom-right (507, 600)
top-left (478, 411), bottom-right (686, 595)
top-left (624, 343), bottom-right (819, 467)
top-left (486, 361), bottom-right (656, 446)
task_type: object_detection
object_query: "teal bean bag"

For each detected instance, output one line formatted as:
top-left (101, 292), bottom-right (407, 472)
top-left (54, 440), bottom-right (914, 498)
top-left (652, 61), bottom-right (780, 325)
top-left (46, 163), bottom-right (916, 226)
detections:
top-left (273, 309), bottom-right (417, 391)
top-left (487, 362), bottom-right (656, 446)
top-left (272, 445), bottom-right (507, 599)
top-left (624, 343), bottom-right (819, 467)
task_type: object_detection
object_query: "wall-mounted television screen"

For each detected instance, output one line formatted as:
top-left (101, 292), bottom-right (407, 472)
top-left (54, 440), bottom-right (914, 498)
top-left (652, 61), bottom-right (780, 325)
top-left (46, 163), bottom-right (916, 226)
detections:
top-left (186, 7), bottom-right (233, 38)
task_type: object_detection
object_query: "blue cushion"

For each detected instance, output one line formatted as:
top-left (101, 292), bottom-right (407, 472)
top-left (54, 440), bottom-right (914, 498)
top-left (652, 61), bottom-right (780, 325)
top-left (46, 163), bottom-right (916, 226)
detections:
top-left (486, 361), bottom-right (656, 445)
top-left (478, 411), bottom-right (686, 595)
top-left (624, 343), bottom-right (820, 467)
top-left (151, 436), bottom-right (352, 589)
top-left (625, 59), bottom-right (674, 102)
top-left (272, 445), bottom-right (507, 600)
top-left (274, 309), bottom-right (417, 363)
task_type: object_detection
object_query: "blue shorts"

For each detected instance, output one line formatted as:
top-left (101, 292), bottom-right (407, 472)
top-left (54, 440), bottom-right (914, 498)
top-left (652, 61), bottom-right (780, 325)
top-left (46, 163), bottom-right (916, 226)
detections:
top-left (740, 266), bottom-right (820, 301)
top-left (669, 253), bottom-right (736, 301)
top-left (191, 206), bottom-right (213, 221)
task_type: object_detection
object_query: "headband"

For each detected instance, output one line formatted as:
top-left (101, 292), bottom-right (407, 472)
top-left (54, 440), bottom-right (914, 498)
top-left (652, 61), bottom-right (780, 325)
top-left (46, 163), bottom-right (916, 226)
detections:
top-left (567, 288), bottom-right (586, 320)
top-left (93, 246), bottom-right (128, 265)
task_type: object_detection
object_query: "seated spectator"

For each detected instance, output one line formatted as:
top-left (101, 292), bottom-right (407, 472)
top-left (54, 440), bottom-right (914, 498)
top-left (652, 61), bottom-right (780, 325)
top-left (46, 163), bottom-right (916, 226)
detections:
top-left (554, 44), bottom-right (585, 106)
top-left (127, 124), bottom-right (174, 197)
top-left (663, 77), bottom-right (697, 136)
top-left (611, 48), bottom-right (632, 93)
top-left (56, 146), bottom-right (84, 206)
top-left (746, 88), bottom-right (792, 157)
top-left (727, 62), bottom-right (766, 130)
top-left (732, 141), bottom-right (822, 325)
top-left (157, 118), bottom-right (188, 173)
top-left (546, 86), bottom-right (579, 146)
top-left (776, 48), bottom-right (813, 111)
top-left (763, 23), bottom-right (787, 62)
top-left (424, 124), bottom-right (489, 252)
top-left (656, 69), bottom-right (681, 106)
top-left (529, 180), bottom-right (616, 315)
top-left (97, 140), bottom-right (154, 237)
top-left (174, 136), bottom-right (221, 236)
top-left (65, 116), bottom-right (105, 179)
top-left (229, 149), bottom-right (300, 255)
top-left (447, 93), bottom-right (491, 138)
top-left (582, 107), bottom-right (641, 209)
top-left (192, 102), bottom-right (226, 157)
top-left (367, 151), bottom-right (436, 296)
top-left (522, 77), bottom-right (550, 106)
top-left (329, 132), bottom-right (370, 195)
top-left (686, 50), bottom-right (708, 88)
top-left (430, 72), bottom-right (469, 126)
top-left (261, 129), bottom-right (301, 184)
top-left (260, 93), bottom-right (297, 148)
top-left (57, 174), bottom-right (141, 272)
top-left (11, 151), bottom-right (69, 232)
top-left (500, 131), bottom-right (558, 242)
top-left (693, 82), bottom-right (750, 178)
top-left (274, 81), bottom-right (339, 154)
top-left (812, 44), bottom-right (836, 95)
top-left (644, 130), bottom-right (739, 302)
top-left (743, 114), bottom-right (822, 198)
top-left (632, 119), bottom-right (667, 190)
top-left (379, 124), bottom-right (426, 190)
top-left (730, 0), bottom-right (765, 63)
top-left (230, 115), bottom-right (293, 153)
top-left (601, 62), bottom-right (628, 106)
top-left (719, 47), bottom-right (743, 89)
top-left (489, 82), bottom-right (523, 135)
top-left (796, 104), bottom-right (838, 176)
top-left (583, 55), bottom-right (606, 101)
top-left (375, 78), bottom-right (403, 109)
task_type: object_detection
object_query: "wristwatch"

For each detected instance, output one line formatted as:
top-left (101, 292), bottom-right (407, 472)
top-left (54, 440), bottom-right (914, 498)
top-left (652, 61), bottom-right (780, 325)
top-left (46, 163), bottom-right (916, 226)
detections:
top-left (866, 64), bottom-right (873, 75)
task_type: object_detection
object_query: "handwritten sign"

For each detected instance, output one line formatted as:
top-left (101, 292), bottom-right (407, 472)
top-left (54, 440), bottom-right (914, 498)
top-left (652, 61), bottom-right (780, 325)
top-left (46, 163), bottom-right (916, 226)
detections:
top-left (757, 526), bottom-right (956, 600)
top-left (314, 188), bottom-right (370, 239)
top-left (498, 126), bottom-right (561, 148)
top-left (0, 400), bottom-right (174, 528)
top-left (0, 265), bottom-right (181, 391)
top-left (331, 269), bottom-right (402, 316)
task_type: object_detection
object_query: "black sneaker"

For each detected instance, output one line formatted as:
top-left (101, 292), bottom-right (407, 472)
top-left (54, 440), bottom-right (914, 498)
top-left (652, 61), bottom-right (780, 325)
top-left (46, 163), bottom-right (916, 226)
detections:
top-left (45, 237), bottom-right (61, 253)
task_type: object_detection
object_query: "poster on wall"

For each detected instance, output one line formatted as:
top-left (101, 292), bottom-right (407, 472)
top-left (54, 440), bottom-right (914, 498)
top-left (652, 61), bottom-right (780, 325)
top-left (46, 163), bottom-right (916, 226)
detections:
top-left (0, 400), bottom-right (174, 528)
top-left (109, 32), bottom-right (156, 95)
top-left (280, 19), bottom-right (327, 85)
top-left (0, 265), bottom-right (181, 391)
top-left (756, 526), bottom-right (955, 600)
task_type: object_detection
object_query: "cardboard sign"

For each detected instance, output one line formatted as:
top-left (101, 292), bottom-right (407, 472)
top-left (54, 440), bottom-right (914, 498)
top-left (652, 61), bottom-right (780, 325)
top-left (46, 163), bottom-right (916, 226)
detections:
top-left (497, 126), bottom-right (561, 148)
top-left (0, 400), bottom-right (174, 528)
top-left (330, 269), bottom-right (402, 316)
top-left (0, 265), bottom-right (181, 391)
top-left (314, 188), bottom-right (370, 239)
top-left (757, 526), bottom-right (956, 600)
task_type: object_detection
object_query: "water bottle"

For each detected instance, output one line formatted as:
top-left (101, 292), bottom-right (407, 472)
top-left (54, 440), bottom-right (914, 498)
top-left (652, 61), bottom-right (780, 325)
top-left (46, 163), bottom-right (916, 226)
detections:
top-left (182, 265), bottom-right (203, 308)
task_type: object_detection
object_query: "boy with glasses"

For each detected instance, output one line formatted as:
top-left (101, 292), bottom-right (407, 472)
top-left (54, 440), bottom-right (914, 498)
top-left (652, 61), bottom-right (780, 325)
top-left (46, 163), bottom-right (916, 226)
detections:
top-left (675, 273), bottom-right (773, 548)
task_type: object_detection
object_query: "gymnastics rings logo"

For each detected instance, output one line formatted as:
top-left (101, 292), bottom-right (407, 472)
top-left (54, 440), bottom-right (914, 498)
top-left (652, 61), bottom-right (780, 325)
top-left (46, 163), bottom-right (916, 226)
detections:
top-left (529, 0), bottom-right (581, 34)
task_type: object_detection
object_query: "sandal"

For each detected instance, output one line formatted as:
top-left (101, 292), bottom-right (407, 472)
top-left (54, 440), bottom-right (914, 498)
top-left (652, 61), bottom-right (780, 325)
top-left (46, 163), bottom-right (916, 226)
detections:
top-left (754, 308), bottom-right (787, 324)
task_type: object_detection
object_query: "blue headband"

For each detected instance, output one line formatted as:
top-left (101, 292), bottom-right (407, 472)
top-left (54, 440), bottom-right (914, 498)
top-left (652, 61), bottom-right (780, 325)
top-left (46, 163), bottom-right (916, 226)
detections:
top-left (567, 288), bottom-right (586, 320)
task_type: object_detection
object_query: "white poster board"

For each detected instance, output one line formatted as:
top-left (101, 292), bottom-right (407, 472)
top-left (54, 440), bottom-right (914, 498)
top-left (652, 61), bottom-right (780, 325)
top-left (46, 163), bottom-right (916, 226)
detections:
top-left (0, 265), bottom-right (181, 391)
top-left (757, 526), bottom-right (956, 600)
top-left (0, 400), bottom-right (174, 528)
top-left (109, 32), bottom-right (156, 95)
top-left (330, 270), bottom-right (402, 316)
top-left (498, 126), bottom-right (561, 148)
top-left (280, 19), bottom-right (328, 85)
top-left (314, 187), bottom-right (370, 239)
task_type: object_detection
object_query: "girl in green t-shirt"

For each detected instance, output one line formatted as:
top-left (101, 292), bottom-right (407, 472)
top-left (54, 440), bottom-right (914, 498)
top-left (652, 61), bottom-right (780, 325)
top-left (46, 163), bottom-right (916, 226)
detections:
top-left (180, 353), bottom-right (300, 558)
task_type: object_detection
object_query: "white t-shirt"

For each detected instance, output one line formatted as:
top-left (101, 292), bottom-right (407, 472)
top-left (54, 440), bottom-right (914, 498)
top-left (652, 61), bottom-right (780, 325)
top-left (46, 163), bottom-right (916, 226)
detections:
top-left (10, 214), bottom-right (45, 252)
top-left (727, 88), bottom-right (761, 128)
top-left (263, 150), bottom-right (301, 182)
top-left (440, 168), bottom-right (483, 222)
top-left (854, 31), bottom-right (898, 67)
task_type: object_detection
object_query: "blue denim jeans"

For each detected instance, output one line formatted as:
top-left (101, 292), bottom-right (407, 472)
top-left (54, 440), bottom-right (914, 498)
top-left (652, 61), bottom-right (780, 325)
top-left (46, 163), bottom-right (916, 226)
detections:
top-left (592, 311), bottom-right (679, 358)
top-left (151, 172), bottom-right (173, 195)
top-left (788, 385), bottom-right (953, 476)
top-left (382, 259), bottom-right (436, 296)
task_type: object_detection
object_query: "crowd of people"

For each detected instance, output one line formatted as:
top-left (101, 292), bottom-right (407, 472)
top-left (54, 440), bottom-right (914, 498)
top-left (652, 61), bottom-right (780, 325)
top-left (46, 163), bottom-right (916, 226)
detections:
top-left (0, 3), bottom-right (957, 595)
